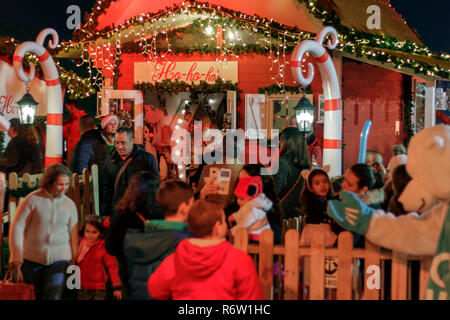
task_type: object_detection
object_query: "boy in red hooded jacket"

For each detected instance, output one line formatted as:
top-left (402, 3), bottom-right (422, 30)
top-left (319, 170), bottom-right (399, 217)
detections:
top-left (148, 199), bottom-right (264, 300)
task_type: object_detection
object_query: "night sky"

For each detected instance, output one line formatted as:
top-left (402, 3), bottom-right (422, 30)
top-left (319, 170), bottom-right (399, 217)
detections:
top-left (0, 0), bottom-right (448, 53)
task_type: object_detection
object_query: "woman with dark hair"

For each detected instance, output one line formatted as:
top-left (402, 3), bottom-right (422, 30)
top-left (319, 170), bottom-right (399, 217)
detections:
top-left (0, 118), bottom-right (42, 176)
top-left (274, 127), bottom-right (311, 219)
top-left (105, 171), bottom-right (163, 299)
top-left (8, 164), bottom-right (78, 300)
top-left (238, 164), bottom-right (283, 244)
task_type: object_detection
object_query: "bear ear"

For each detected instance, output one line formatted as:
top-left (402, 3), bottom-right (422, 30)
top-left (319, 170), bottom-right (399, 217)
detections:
top-left (426, 136), bottom-right (444, 153)
top-left (301, 169), bottom-right (310, 181)
top-left (323, 164), bottom-right (331, 173)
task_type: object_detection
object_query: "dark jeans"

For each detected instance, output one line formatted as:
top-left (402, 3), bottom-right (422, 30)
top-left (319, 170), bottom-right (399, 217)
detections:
top-left (21, 259), bottom-right (70, 300)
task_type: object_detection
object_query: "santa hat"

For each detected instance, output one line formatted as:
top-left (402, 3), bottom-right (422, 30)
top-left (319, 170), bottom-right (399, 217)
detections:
top-left (101, 115), bottom-right (119, 129)
top-left (235, 176), bottom-right (263, 200)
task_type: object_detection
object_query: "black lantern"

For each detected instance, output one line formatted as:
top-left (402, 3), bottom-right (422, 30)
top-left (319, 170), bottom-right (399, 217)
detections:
top-left (17, 87), bottom-right (39, 124)
top-left (294, 95), bottom-right (315, 134)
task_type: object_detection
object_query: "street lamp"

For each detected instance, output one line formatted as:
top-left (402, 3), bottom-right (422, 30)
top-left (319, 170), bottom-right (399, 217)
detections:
top-left (294, 95), bottom-right (315, 134)
top-left (17, 86), bottom-right (39, 125)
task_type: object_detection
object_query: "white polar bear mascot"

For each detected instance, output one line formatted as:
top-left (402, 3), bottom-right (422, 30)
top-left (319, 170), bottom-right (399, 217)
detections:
top-left (327, 125), bottom-right (450, 300)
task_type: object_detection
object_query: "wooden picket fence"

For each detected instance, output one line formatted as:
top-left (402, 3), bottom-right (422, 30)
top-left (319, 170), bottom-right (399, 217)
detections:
top-left (233, 227), bottom-right (433, 300)
top-left (0, 164), bottom-right (100, 275)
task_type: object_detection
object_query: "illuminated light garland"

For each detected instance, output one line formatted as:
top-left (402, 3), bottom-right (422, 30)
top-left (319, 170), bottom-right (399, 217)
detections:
top-left (0, 37), bottom-right (95, 99)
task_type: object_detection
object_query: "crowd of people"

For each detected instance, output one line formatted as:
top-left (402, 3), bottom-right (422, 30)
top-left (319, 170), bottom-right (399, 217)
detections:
top-left (2, 101), bottom-right (419, 301)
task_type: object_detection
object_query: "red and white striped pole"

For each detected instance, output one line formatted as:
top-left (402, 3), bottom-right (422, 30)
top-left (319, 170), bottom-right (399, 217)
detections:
top-left (13, 28), bottom-right (63, 168)
top-left (291, 26), bottom-right (342, 177)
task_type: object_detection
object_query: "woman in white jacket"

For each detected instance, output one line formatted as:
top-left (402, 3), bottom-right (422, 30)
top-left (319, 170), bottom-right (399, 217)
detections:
top-left (9, 164), bottom-right (78, 300)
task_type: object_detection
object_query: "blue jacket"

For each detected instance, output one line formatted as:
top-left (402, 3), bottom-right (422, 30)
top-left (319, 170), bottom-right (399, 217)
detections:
top-left (124, 220), bottom-right (191, 300)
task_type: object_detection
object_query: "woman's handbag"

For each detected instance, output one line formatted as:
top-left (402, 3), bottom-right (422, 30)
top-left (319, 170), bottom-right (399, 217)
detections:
top-left (0, 269), bottom-right (35, 300)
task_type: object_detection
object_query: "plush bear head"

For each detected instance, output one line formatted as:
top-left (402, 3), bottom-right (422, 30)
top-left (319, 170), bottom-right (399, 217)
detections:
top-left (399, 125), bottom-right (450, 213)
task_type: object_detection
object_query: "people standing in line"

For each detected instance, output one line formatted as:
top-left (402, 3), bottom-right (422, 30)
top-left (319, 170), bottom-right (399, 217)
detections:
top-left (100, 115), bottom-right (119, 154)
top-left (76, 216), bottom-right (122, 300)
top-left (228, 176), bottom-right (272, 243)
top-left (306, 132), bottom-right (323, 168)
top-left (0, 118), bottom-right (42, 177)
top-left (70, 115), bottom-right (109, 175)
top-left (105, 171), bottom-right (163, 299)
top-left (274, 127), bottom-right (311, 220)
top-left (147, 199), bottom-right (264, 300)
top-left (341, 163), bottom-right (384, 210)
top-left (124, 180), bottom-right (193, 300)
top-left (101, 127), bottom-right (159, 217)
top-left (8, 164), bottom-right (78, 300)
top-left (299, 168), bottom-right (343, 247)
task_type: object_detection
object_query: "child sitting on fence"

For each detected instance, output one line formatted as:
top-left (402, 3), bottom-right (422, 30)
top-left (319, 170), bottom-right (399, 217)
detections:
top-left (227, 176), bottom-right (272, 243)
top-left (299, 167), bottom-right (342, 247)
top-left (77, 216), bottom-right (122, 300)
top-left (147, 199), bottom-right (264, 300)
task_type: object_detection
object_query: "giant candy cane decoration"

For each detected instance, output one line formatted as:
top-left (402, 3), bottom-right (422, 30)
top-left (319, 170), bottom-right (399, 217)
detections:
top-left (13, 28), bottom-right (63, 168)
top-left (291, 26), bottom-right (342, 177)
